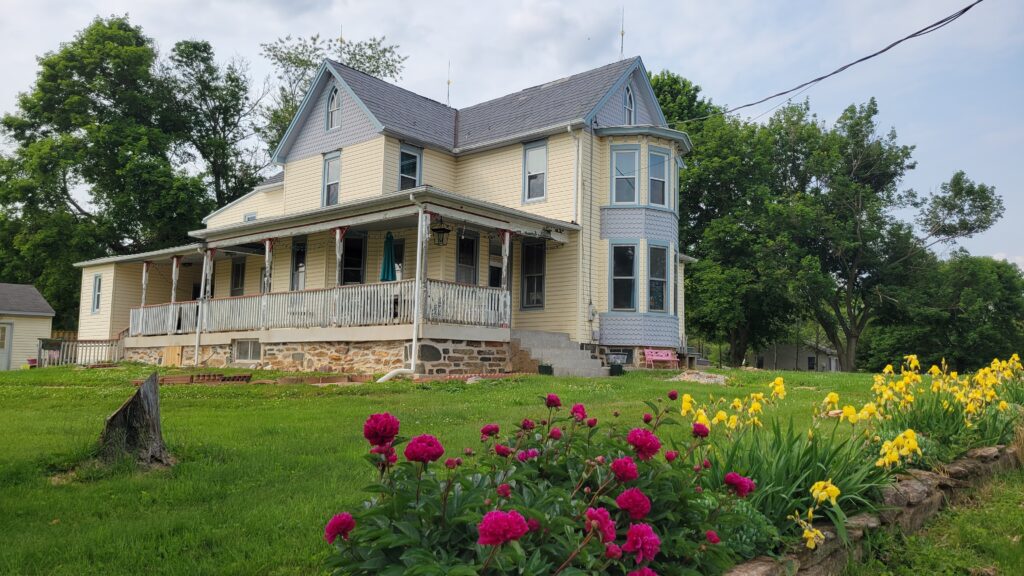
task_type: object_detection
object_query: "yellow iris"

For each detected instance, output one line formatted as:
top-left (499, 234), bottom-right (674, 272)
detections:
top-left (810, 480), bottom-right (841, 506)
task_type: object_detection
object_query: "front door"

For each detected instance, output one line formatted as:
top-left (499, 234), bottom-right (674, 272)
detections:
top-left (0, 323), bottom-right (12, 371)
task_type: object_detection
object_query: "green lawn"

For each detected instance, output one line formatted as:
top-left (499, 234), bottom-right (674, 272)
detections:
top-left (0, 365), bottom-right (875, 575)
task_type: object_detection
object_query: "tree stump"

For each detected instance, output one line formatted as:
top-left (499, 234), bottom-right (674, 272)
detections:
top-left (99, 372), bottom-right (171, 465)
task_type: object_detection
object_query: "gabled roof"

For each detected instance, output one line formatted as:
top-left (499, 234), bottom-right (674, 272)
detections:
top-left (0, 283), bottom-right (55, 317)
top-left (256, 171), bottom-right (283, 188)
top-left (201, 171), bottom-right (284, 224)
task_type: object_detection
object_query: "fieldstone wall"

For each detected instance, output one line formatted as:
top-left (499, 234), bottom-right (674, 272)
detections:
top-left (597, 345), bottom-right (677, 368)
top-left (125, 347), bottom-right (163, 365)
top-left (725, 444), bottom-right (1022, 576)
top-left (417, 339), bottom-right (510, 375)
top-left (260, 341), bottom-right (405, 373)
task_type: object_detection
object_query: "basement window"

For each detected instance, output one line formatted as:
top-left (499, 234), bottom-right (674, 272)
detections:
top-left (233, 339), bottom-right (261, 362)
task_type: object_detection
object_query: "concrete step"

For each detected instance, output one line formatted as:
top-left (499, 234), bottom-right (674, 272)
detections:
top-left (511, 329), bottom-right (608, 378)
top-left (553, 365), bottom-right (610, 378)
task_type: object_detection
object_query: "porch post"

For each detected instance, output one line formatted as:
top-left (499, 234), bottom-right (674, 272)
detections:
top-left (194, 248), bottom-right (213, 367)
top-left (410, 207), bottom-right (427, 375)
top-left (500, 230), bottom-right (511, 327)
top-left (262, 238), bottom-right (273, 329)
top-left (170, 256), bottom-right (181, 303)
top-left (140, 261), bottom-right (150, 307)
top-left (334, 227), bottom-right (348, 286)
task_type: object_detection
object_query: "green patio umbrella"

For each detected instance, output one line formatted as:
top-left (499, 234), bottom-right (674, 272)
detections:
top-left (380, 231), bottom-right (397, 281)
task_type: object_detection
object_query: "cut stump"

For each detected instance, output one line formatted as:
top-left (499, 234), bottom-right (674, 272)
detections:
top-left (99, 372), bottom-right (171, 465)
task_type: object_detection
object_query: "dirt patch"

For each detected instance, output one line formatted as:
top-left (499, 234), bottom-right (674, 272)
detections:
top-left (670, 370), bottom-right (729, 385)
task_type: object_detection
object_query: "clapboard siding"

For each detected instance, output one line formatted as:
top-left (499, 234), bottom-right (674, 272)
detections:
top-left (0, 314), bottom-right (51, 368)
top-left (77, 264), bottom-right (116, 339)
top-left (205, 186), bottom-right (284, 229)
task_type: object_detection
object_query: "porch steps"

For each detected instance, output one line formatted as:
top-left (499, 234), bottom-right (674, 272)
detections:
top-left (510, 330), bottom-right (609, 378)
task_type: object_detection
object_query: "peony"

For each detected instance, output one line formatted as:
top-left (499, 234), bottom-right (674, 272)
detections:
top-left (692, 422), bottom-right (710, 438)
top-left (664, 450), bottom-right (679, 462)
top-left (668, 390), bottom-right (679, 401)
top-left (706, 530), bottom-right (720, 544)
top-left (724, 472), bottom-right (757, 498)
top-left (605, 543), bottom-right (623, 559)
top-left (480, 423), bottom-right (500, 440)
top-left (369, 442), bottom-right (397, 465)
top-left (629, 569), bottom-right (658, 576)
top-left (643, 413), bottom-right (653, 424)
top-left (616, 487), bottom-right (651, 520)
top-left (571, 403), bottom-right (588, 421)
top-left (587, 417), bottom-right (598, 428)
top-left (404, 434), bottom-right (445, 463)
top-left (549, 427), bottom-right (563, 440)
top-left (516, 448), bottom-right (540, 462)
top-left (521, 418), bottom-right (536, 430)
top-left (324, 512), bottom-right (356, 543)
top-left (703, 459), bottom-right (712, 469)
top-left (494, 444), bottom-right (513, 457)
top-left (545, 394), bottom-right (562, 408)
top-left (477, 510), bottom-right (529, 546)
top-left (626, 428), bottom-right (662, 460)
top-left (611, 456), bottom-right (639, 483)
top-left (444, 457), bottom-right (462, 469)
top-left (526, 518), bottom-right (541, 532)
top-left (496, 483), bottom-right (511, 498)
top-left (622, 523), bottom-right (661, 563)
top-left (363, 413), bottom-right (400, 446)
top-left (585, 507), bottom-right (617, 543)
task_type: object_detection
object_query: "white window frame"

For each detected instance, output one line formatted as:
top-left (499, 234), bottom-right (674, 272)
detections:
top-left (322, 152), bottom-right (340, 206)
top-left (522, 140), bottom-right (547, 203)
top-left (610, 243), bottom-right (637, 312)
top-left (399, 144), bottom-right (422, 191)
top-left (326, 87), bottom-right (340, 130)
top-left (233, 339), bottom-right (261, 362)
top-left (624, 85), bottom-right (636, 125)
top-left (611, 147), bottom-right (640, 205)
top-left (91, 274), bottom-right (102, 314)
top-left (648, 245), bottom-right (668, 312)
top-left (648, 148), bottom-right (670, 208)
top-left (243, 212), bottom-right (257, 222)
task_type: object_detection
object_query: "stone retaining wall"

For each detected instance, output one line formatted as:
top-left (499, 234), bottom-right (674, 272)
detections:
top-left (725, 444), bottom-right (1022, 576)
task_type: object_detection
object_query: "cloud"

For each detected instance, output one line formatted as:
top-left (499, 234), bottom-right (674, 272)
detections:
top-left (992, 253), bottom-right (1024, 269)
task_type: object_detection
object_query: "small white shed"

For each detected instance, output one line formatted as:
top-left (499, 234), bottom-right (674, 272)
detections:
top-left (0, 283), bottom-right (55, 370)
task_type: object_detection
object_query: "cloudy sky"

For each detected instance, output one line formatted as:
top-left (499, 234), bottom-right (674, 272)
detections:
top-left (1, 0), bottom-right (1020, 263)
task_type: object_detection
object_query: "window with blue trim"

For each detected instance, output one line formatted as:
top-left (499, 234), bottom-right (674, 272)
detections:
top-left (323, 153), bottom-right (340, 206)
top-left (611, 245), bottom-right (636, 311)
top-left (327, 88), bottom-right (340, 129)
top-left (612, 149), bottom-right (638, 204)
top-left (523, 141), bottom-right (547, 201)
top-left (649, 151), bottom-right (669, 207)
top-left (91, 274), bottom-right (102, 313)
top-left (648, 246), bottom-right (667, 312)
top-left (521, 239), bottom-right (545, 309)
top-left (624, 86), bottom-right (636, 125)
top-left (399, 144), bottom-right (421, 190)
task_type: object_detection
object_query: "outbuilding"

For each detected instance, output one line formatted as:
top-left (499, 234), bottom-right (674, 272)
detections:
top-left (0, 283), bottom-right (55, 370)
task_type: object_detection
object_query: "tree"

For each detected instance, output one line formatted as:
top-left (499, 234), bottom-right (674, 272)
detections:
top-left (167, 40), bottom-right (265, 206)
top-left (258, 33), bottom-right (407, 153)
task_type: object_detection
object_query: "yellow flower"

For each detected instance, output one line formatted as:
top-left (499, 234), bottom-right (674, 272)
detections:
top-left (730, 398), bottom-right (743, 411)
top-left (824, 392), bottom-right (839, 410)
top-left (770, 377), bottom-right (787, 400)
top-left (694, 409), bottom-right (711, 428)
top-left (810, 480), bottom-right (841, 506)
top-left (858, 402), bottom-right (879, 421)
top-left (726, 415), bottom-right (739, 430)
top-left (748, 400), bottom-right (763, 416)
top-left (680, 394), bottom-right (694, 416)
top-left (840, 405), bottom-right (859, 424)
top-left (883, 364), bottom-right (894, 375)
top-left (998, 400), bottom-right (1009, 412)
top-left (803, 528), bottom-right (825, 549)
top-left (712, 410), bottom-right (728, 425)
top-left (904, 354), bottom-right (920, 371)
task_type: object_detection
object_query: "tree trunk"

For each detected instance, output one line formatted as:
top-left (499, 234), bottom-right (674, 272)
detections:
top-left (99, 372), bottom-right (170, 465)
top-left (839, 333), bottom-right (859, 372)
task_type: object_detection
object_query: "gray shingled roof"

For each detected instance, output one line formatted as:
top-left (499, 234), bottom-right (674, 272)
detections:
top-left (257, 171), bottom-right (283, 187)
top-left (0, 283), bottom-right (55, 316)
top-left (456, 58), bottom-right (639, 150)
top-left (328, 60), bottom-right (456, 150)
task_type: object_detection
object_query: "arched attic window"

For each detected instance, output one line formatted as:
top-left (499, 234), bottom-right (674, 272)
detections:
top-left (327, 87), bottom-right (340, 129)
top-left (624, 85), bottom-right (636, 125)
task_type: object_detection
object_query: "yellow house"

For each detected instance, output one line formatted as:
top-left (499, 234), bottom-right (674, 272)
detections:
top-left (74, 57), bottom-right (694, 376)
top-left (0, 283), bottom-right (55, 370)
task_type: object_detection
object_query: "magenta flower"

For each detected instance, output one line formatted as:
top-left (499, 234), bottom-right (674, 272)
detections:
top-left (665, 450), bottom-right (679, 462)
top-left (496, 483), bottom-right (511, 498)
top-left (587, 417), bottom-right (598, 428)
top-left (616, 487), bottom-right (652, 520)
top-left (369, 443), bottom-right (397, 467)
top-left (521, 418), bottom-right (536, 430)
top-left (480, 423), bottom-right (500, 440)
top-left (622, 523), bottom-right (661, 563)
top-left (706, 530), bottom-right (720, 544)
top-left (494, 444), bottom-right (512, 457)
top-left (526, 517), bottom-right (541, 532)
top-left (477, 510), bottom-right (529, 546)
top-left (585, 507), bottom-right (617, 543)
top-left (643, 413), bottom-right (653, 424)
top-left (724, 472), bottom-right (757, 498)
top-left (668, 390), bottom-right (679, 401)
top-left (545, 394), bottom-right (562, 408)
top-left (629, 569), bottom-right (658, 576)
top-left (324, 512), bottom-right (356, 543)
top-left (571, 403), bottom-right (588, 421)
top-left (516, 448), bottom-right (540, 462)
top-left (611, 456), bottom-right (639, 483)
top-left (444, 457), bottom-right (462, 469)
top-left (692, 422), bottom-right (710, 438)
top-left (363, 413), bottom-right (400, 446)
top-left (626, 428), bottom-right (662, 461)
top-left (549, 427), bottom-right (563, 440)
top-left (703, 459), bottom-right (712, 469)
top-left (605, 543), bottom-right (623, 559)
top-left (404, 434), bottom-right (445, 463)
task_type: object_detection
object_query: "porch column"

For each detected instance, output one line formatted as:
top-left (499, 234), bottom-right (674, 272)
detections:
top-left (194, 248), bottom-right (214, 367)
top-left (261, 239), bottom-right (273, 329)
top-left (334, 227), bottom-right (348, 286)
top-left (411, 207), bottom-right (428, 375)
top-left (140, 261), bottom-right (151, 307)
top-left (500, 230), bottom-right (511, 327)
top-left (170, 256), bottom-right (181, 303)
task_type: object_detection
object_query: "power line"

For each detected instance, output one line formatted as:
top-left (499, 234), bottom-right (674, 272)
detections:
top-left (677, 0), bottom-right (986, 126)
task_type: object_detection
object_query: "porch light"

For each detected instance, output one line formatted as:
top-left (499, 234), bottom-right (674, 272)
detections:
top-left (430, 217), bottom-right (452, 246)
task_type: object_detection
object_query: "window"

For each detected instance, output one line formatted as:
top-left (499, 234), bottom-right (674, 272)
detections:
top-left (341, 236), bottom-right (365, 285)
top-left (243, 212), bottom-right (257, 222)
top-left (808, 356), bottom-right (817, 371)
top-left (648, 246), bottom-right (667, 312)
top-left (290, 236), bottom-right (306, 291)
top-left (323, 154), bottom-right (340, 206)
top-left (523, 141), bottom-right (547, 201)
top-left (488, 236), bottom-right (511, 289)
top-left (230, 257), bottom-right (246, 297)
top-left (611, 245), bottom-right (636, 311)
top-left (392, 239), bottom-right (405, 280)
top-left (233, 339), bottom-right (261, 362)
top-left (521, 239), bottom-right (545, 309)
top-left (456, 230), bottom-right (479, 285)
top-left (399, 144), bottom-right (421, 190)
top-left (327, 87), bottom-right (340, 129)
top-left (612, 149), bottom-right (638, 203)
top-left (624, 85), bottom-right (636, 125)
top-left (91, 275), bottom-right (102, 313)
top-left (649, 150), bottom-right (669, 207)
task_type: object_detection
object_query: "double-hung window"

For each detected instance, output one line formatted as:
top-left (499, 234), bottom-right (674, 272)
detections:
top-left (488, 236), bottom-right (511, 289)
top-left (523, 141), bottom-right (547, 202)
top-left (624, 86), bottom-right (636, 125)
top-left (327, 88), bottom-right (340, 129)
top-left (521, 239), bottom-right (545, 309)
top-left (648, 246), bottom-right (668, 312)
top-left (399, 144), bottom-right (421, 190)
top-left (611, 245), bottom-right (636, 311)
top-left (612, 148), bottom-right (638, 204)
top-left (323, 153), bottom-right (340, 206)
top-left (456, 230), bottom-right (479, 285)
top-left (290, 236), bottom-right (306, 291)
top-left (341, 236), bottom-right (365, 285)
top-left (648, 149), bottom-right (669, 207)
top-left (91, 275), bottom-right (102, 313)
top-left (230, 257), bottom-right (246, 297)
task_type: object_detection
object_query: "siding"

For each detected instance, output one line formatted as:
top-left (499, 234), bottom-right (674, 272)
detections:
top-left (594, 69), bottom-right (662, 127)
top-left (509, 232), bottom-right (581, 340)
top-left (283, 76), bottom-right (381, 162)
top-left (77, 265), bottom-right (116, 339)
top-left (423, 148), bottom-right (457, 191)
top-left (205, 186), bottom-right (284, 229)
top-left (0, 314), bottom-right (52, 369)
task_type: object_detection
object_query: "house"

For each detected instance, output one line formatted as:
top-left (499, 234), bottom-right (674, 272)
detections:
top-left (74, 56), bottom-right (694, 376)
top-left (748, 341), bottom-right (840, 372)
top-left (0, 283), bottom-right (55, 370)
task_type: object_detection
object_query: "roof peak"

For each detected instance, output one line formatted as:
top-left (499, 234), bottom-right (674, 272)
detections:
top-left (326, 58), bottom-right (455, 110)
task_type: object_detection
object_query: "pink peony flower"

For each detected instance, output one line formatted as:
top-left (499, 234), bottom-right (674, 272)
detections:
top-left (363, 413), bottom-right (400, 446)
top-left (629, 568), bottom-right (659, 576)
top-left (516, 448), bottom-right (540, 462)
top-left (587, 417), bottom-right (598, 428)
top-left (463, 447), bottom-right (475, 456)
top-left (643, 413), bottom-right (654, 424)
top-left (496, 483), bottom-right (511, 498)
top-left (706, 530), bottom-right (720, 544)
top-left (695, 486), bottom-right (703, 493)
top-left (494, 444), bottom-right (512, 457)
top-left (444, 457), bottom-right (462, 469)
top-left (626, 428), bottom-right (662, 461)
top-left (611, 456), bottom-right (639, 483)
top-left (616, 487), bottom-right (652, 520)
top-left (605, 542), bottom-right (623, 559)
top-left (665, 450), bottom-right (679, 462)
top-left (668, 390), bottom-right (679, 401)
top-left (622, 523), bottom-right (661, 564)
top-left (477, 510), bottom-right (529, 546)
top-left (549, 427), bottom-right (563, 440)
top-left (480, 423), bottom-right (500, 440)
top-left (521, 418), bottom-right (536, 430)
top-left (369, 442), bottom-right (397, 464)
top-left (703, 459), bottom-right (712, 469)
top-left (595, 455), bottom-right (606, 464)
top-left (692, 422), bottom-right (710, 438)
top-left (526, 517), bottom-right (541, 532)
top-left (545, 394), bottom-right (562, 408)
top-left (571, 403), bottom-right (588, 421)
top-left (324, 512), bottom-right (356, 543)
top-left (585, 507), bottom-right (617, 543)
top-left (724, 472), bottom-right (757, 498)
top-left (404, 434), bottom-right (445, 463)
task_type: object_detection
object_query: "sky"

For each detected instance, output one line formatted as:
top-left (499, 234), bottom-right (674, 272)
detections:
top-left (0, 0), bottom-right (1021, 263)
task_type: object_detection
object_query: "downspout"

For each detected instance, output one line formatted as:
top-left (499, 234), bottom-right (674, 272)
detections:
top-left (378, 195), bottom-right (426, 382)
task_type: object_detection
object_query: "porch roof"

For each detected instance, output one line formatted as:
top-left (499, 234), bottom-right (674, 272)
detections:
top-left (189, 186), bottom-right (580, 248)
top-left (73, 243), bottom-right (205, 268)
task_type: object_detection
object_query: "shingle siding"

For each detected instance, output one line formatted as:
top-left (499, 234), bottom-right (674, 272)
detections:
top-left (598, 313), bottom-right (679, 347)
top-left (593, 70), bottom-right (662, 127)
top-left (600, 207), bottom-right (678, 245)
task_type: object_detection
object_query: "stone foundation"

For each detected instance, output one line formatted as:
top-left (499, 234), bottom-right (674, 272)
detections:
top-left (416, 339), bottom-right (511, 375)
top-left (597, 345), bottom-right (678, 368)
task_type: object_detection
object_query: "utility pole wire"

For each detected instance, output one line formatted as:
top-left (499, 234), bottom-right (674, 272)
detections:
top-left (676, 0), bottom-right (985, 126)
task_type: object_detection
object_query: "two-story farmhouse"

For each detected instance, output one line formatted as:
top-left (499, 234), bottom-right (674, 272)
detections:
top-left (74, 56), bottom-right (694, 377)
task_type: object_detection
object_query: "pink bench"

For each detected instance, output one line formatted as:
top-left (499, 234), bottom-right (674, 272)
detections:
top-left (643, 348), bottom-right (679, 369)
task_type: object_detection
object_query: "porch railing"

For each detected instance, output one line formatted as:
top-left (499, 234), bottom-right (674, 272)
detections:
top-left (127, 279), bottom-right (509, 337)
top-left (37, 338), bottom-right (124, 367)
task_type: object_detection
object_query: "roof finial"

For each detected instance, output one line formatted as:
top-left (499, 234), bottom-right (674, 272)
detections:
top-left (619, 7), bottom-right (625, 60)
top-left (446, 60), bottom-right (452, 107)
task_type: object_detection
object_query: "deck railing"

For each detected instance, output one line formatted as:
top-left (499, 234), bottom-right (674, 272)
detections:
top-left (128, 279), bottom-right (508, 337)
top-left (37, 338), bottom-right (123, 367)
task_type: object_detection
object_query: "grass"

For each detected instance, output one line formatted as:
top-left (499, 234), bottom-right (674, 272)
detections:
top-left (847, 469), bottom-right (1024, 575)
top-left (0, 364), bottom-right (875, 575)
